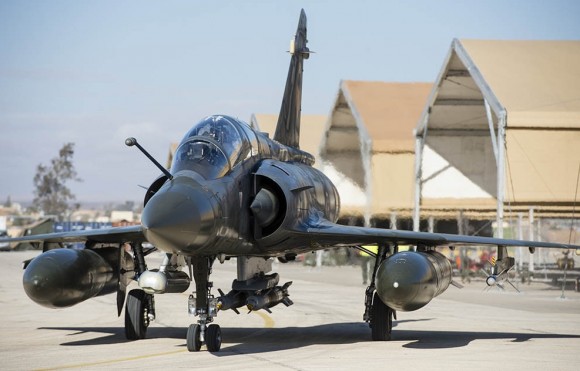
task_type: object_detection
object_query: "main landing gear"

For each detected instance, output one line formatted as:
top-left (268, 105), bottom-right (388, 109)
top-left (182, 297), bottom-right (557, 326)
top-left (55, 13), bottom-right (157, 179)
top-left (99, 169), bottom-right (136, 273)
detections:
top-left (125, 289), bottom-right (153, 339)
top-left (125, 243), bottom-right (156, 341)
top-left (186, 256), bottom-right (221, 352)
top-left (363, 244), bottom-right (395, 341)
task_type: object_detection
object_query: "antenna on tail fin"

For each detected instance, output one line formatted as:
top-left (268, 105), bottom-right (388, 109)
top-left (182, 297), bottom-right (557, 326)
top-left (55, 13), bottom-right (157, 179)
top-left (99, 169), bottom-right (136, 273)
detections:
top-left (273, 9), bottom-right (311, 149)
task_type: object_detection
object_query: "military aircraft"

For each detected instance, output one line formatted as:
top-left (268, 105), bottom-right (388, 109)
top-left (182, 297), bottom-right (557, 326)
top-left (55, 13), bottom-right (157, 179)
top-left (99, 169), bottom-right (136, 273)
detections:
top-left (2, 9), bottom-right (579, 353)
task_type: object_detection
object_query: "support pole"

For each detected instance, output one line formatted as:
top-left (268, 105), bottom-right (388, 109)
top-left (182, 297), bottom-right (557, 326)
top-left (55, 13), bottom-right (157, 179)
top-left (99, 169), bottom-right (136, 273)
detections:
top-left (413, 131), bottom-right (424, 232)
top-left (529, 208), bottom-right (535, 272)
top-left (457, 211), bottom-right (465, 235)
top-left (496, 111), bottom-right (507, 238)
top-left (315, 250), bottom-right (323, 269)
top-left (537, 218), bottom-right (544, 266)
top-left (517, 213), bottom-right (523, 271)
top-left (428, 216), bottom-right (435, 233)
top-left (458, 211), bottom-right (466, 274)
top-left (390, 212), bottom-right (398, 230)
top-left (484, 99), bottom-right (499, 163)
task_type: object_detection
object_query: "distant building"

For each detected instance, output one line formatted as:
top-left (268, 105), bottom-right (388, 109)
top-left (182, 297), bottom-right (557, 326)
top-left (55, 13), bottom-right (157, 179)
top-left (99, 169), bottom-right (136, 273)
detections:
top-left (111, 210), bottom-right (135, 223)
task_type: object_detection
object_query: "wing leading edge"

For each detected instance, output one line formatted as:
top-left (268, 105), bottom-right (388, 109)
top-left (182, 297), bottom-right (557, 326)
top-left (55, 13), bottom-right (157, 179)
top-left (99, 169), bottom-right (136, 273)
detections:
top-left (0, 225), bottom-right (145, 246)
top-left (296, 217), bottom-right (580, 250)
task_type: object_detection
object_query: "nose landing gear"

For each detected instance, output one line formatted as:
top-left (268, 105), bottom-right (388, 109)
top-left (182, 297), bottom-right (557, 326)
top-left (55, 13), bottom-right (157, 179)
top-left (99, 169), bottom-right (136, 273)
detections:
top-left (186, 256), bottom-right (222, 352)
top-left (186, 316), bottom-right (222, 352)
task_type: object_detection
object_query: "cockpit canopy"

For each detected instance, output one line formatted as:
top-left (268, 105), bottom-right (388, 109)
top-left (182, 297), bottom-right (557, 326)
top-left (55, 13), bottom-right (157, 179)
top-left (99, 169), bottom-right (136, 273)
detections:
top-left (171, 115), bottom-right (256, 179)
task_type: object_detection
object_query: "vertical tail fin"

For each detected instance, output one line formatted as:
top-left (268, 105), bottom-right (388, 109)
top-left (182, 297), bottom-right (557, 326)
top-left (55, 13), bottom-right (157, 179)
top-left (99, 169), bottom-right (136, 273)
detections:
top-left (273, 9), bottom-right (310, 149)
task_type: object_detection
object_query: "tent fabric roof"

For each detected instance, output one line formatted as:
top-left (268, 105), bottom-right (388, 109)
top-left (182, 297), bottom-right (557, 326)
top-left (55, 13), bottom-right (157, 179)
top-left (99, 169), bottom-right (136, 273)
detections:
top-left (342, 81), bottom-right (432, 152)
top-left (460, 39), bottom-right (580, 127)
top-left (419, 39), bottom-right (580, 134)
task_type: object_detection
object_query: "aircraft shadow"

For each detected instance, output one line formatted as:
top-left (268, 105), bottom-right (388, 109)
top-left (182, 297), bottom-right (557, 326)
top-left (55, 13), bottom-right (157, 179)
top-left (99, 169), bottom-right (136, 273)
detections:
top-left (38, 319), bottom-right (580, 355)
top-left (38, 319), bottom-right (423, 348)
top-left (38, 326), bottom-right (187, 347)
top-left (215, 322), bottom-right (580, 356)
top-left (396, 329), bottom-right (580, 349)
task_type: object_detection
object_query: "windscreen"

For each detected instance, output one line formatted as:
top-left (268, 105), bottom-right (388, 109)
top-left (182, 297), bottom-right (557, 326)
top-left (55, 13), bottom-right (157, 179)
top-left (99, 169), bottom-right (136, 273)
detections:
top-left (181, 115), bottom-right (247, 165)
top-left (172, 115), bottom-right (256, 178)
top-left (171, 139), bottom-right (229, 179)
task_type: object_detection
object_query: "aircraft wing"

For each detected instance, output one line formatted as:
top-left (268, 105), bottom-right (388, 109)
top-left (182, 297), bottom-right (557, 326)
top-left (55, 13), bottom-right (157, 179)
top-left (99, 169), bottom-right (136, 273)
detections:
top-left (0, 225), bottom-right (145, 246)
top-left (297, 217), bottom-right (580, 250)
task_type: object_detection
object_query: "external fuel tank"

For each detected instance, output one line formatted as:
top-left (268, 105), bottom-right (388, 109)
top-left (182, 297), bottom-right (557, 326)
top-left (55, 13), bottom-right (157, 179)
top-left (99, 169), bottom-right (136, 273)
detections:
top-left (375, 251), bottom-right (453, 312)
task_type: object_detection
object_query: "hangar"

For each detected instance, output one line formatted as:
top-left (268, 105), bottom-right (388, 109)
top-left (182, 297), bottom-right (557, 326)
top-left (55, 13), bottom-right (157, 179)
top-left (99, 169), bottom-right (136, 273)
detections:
top-left (320, 80), bottom-right (432, 228)
top-left (414, 39), bottom-right (580, 240)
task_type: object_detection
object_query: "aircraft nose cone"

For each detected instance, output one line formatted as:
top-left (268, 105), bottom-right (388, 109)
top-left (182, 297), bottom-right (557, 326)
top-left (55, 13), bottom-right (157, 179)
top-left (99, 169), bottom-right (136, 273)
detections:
top-left (142, 179), bottom-right (216, 254)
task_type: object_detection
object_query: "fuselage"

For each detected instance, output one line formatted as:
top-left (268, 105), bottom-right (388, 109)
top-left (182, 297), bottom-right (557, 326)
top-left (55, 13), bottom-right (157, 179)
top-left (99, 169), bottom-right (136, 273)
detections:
top-left (141, 115), bottom-right (340, 257)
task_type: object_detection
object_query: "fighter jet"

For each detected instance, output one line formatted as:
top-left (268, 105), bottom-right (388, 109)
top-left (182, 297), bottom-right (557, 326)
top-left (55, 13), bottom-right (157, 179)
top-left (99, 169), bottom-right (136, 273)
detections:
top-left (2, 9), bottom-right (579, 352)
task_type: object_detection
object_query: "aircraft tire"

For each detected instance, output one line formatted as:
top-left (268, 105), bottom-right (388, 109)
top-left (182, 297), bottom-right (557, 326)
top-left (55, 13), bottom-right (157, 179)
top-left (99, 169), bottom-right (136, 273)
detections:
top-left (187, 324), bottom-right (202, 352)
top-left (371, 292), bottom-right (392, 341)
top-left (125, 289), bottom-right (150, 340)
top-left (205, 324), bottom-right (222, 352)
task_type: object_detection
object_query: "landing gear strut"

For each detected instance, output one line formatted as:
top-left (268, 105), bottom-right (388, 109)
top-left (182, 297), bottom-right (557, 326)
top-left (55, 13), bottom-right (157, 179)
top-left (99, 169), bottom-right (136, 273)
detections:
top-left (363, 244), bottom-right (395, 341)
top-left (125, 243), bottom-right (156, 340)
top-left (187, 256), bottom-right (221, 352)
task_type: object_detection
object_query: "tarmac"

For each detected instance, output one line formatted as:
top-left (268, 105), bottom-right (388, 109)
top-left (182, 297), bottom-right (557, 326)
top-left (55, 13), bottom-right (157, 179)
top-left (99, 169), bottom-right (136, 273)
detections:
top-left (1, 251), bottom-right (579, 370)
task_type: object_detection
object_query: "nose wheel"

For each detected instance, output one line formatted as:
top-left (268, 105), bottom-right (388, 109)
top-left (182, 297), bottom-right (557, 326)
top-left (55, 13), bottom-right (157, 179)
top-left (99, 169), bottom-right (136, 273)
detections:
top-left (206, 324), bottom-right (222, 352)
top-left (186, 323), bottom-right (222, 352)
top-left (186, 324), bottom-right (202, 351)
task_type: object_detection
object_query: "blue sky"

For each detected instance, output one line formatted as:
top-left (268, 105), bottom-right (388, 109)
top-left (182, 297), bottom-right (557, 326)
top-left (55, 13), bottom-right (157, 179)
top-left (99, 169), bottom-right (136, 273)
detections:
top-left (1, 0), bottom-right (579, 204)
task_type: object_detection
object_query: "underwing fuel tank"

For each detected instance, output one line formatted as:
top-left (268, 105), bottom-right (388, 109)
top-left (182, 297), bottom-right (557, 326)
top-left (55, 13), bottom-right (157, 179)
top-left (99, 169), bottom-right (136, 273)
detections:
top-left (375, 251), bottom-right (452, 312)
top-left (23, 248), bottom-right (122, 308)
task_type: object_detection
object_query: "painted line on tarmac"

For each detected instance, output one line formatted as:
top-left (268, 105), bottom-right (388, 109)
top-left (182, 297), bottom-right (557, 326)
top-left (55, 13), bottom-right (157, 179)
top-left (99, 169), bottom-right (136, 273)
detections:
top-left (35, 312), bottom-right (273, 370)
top-left (34, 349), bottom-right (186, 371)
top-left (253, 309), bottom-right (275, 328)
